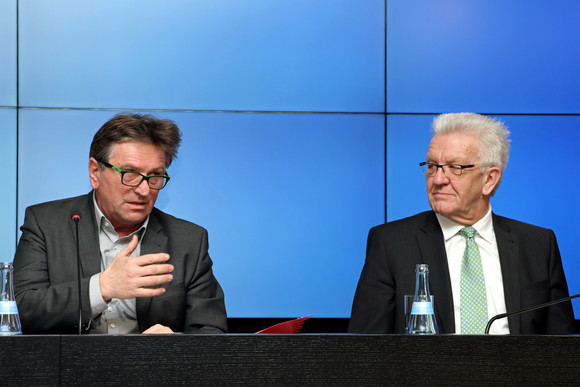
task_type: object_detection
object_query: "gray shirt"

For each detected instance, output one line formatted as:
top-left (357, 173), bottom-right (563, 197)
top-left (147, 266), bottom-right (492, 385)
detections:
top-left (88, 197), bottom-right (148, 334)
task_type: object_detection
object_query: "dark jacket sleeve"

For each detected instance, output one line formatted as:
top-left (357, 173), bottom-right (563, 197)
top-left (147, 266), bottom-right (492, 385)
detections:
top-left (13, 205), bottom-right (93, 334)
top-left (348, 225), bottom-right (397, 333)
top-left (519, 228), bottom-right (576, 334)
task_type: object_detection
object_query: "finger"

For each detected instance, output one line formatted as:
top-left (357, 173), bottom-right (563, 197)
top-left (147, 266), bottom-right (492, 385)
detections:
top-left (134, 285), bottom-right (169, 298)
top-left (120, 234), bottom-right (139, 257)
top-left (125, 263), bottom-right (174, 285)
top-left (129, 263), bottom-right (174, 281)
top-left (140, 263), bottom-right (174, 276)
top-left (134, 253), bottom-right (171, 266)
top-left (136, 273), bottom-right (174, 288)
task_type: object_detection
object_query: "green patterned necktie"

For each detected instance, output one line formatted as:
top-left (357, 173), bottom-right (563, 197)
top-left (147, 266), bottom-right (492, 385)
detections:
top-left (459, 226), bottom-right (488, 334)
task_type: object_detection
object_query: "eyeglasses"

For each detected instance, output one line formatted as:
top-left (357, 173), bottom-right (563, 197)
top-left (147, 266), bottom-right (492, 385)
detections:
top-left (419, 162), bottom-right (488, 179)
top-left (99, 160), bottom-right (170, 190)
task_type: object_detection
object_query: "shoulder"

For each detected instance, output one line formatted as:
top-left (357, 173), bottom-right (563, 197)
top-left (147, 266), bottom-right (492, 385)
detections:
top-left (492, 213), bottom-right (555, 236)
top-left (367, 211), bottom-right (439, 246)
top-left (24, 193), bottom-right (92, 221)
top-left (370, 211), bottom-right (435, 234)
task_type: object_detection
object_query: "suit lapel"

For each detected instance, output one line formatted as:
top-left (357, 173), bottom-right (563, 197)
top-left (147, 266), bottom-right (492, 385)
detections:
top-left (136, 210), bottom-right (168, 326)
top-left (493, 214), bottom-right (521, 334)
top-left (68, 192), bottom-right (102, 277)
top-left (415, 212), bottom-right (455, 333)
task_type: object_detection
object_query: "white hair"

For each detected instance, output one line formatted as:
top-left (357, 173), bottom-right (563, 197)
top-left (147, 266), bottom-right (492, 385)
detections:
top-left (431, 112), bottom-right (511, 195)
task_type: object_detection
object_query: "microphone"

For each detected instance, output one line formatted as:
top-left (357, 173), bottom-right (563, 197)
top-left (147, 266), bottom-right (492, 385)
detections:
top-left (71, 209), bottom-right (83, 335)
top-left (485, 293), bottom-right (580, 334)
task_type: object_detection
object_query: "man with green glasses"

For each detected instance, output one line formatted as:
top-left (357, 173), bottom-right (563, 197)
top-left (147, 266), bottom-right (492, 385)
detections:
top-left (13, 113), bottom-right (227, 334)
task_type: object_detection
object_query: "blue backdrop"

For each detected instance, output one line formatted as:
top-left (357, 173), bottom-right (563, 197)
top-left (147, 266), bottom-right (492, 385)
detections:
top-left (2, 0), bottom-right (579, 318)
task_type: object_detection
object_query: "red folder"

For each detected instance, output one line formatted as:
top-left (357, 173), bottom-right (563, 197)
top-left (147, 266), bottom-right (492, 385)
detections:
top-left (255, 315), bottom-right (313, 334)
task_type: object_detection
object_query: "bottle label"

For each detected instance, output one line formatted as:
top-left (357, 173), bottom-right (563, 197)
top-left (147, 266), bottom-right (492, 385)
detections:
top-left (0, 301), bottom-right (18, 315)
top-left (410, 301), bottom-right (433, 315)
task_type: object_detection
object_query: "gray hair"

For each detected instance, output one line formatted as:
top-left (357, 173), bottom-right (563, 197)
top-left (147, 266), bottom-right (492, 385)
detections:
top-left (431, 112), bottom-right (511, 195)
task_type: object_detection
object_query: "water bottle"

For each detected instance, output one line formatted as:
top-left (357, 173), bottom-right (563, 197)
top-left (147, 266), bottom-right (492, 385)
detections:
top-left (0, 262), bottom-right (23, 335)
top-left (406, 263), bottom-right (438, 335)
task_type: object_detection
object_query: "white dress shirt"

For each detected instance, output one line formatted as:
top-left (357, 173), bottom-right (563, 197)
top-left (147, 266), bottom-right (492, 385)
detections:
top-left (436, 207), bottom-right (510, 334)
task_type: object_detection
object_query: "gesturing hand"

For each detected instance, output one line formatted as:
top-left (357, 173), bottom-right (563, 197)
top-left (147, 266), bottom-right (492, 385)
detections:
top-left (99, 235), bottom-right (174, 302)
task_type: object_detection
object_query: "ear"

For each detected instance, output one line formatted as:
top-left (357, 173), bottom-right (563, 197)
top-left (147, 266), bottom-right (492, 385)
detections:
top-left (88, 157), bottom-right (101, 189)
top-left (482, 166), bottom-right (501, 196)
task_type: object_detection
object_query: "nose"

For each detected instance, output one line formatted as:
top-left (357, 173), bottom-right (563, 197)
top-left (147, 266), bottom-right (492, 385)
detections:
top-left (431, 165), bottom-right (450, 185)
top-left (134, 179), bottom-right (152, 196)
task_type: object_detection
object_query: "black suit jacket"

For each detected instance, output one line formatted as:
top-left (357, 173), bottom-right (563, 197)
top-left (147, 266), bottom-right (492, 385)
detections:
top-left (13, 192), bottom-right (227, 334)
top-left (348, 211), bottom-right (576, 334)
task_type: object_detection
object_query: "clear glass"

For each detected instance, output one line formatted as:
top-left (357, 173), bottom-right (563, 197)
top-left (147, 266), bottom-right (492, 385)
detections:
top-left (406, 263), bottom-right (438, 335)
top-left (0, 262), bottom-right (22, 335)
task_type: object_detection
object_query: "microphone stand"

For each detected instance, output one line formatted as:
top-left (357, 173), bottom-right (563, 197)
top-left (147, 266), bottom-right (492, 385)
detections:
top-left (485, 293), bottom-right (580, 334)
top-left (73, 216), bottom-right (83, 335)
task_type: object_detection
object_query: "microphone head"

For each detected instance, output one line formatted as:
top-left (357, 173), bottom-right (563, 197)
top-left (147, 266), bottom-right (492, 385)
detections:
top-left (71, 209), bottom-right (81, 222)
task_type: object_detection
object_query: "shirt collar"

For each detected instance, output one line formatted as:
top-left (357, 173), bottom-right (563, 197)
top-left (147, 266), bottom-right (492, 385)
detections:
top-left (92, 194), bottom-right (149, 239)
top-left (436, 205), bottom-right (493, 243)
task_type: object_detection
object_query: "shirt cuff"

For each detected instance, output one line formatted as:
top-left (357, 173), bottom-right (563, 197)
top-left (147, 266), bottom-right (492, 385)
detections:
top-left (89, 273), bottom-right (109, 317)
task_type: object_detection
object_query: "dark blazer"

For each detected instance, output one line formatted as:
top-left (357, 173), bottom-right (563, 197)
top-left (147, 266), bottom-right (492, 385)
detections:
top-left (13, 192), bottom-right (227, 334)
top-left (348, 211), bottom-right (576, 334)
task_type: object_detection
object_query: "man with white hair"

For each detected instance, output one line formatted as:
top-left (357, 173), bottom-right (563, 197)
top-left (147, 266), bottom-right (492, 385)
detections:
top-left (348, 113), bottom-right (576, 334)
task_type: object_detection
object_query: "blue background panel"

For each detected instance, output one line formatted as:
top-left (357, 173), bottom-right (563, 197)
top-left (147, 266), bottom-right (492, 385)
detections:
top-left (387, 0), bottom-right (580, 114)
top-left (19, 109), bottom-right (385, 317)
top-left (8, 0), bottom-right (580, 321)
top-left (0, 109), bottom-right (17, 259)
top-left (18, 109), bottom-right (107, 209)
top-left (19, 0), bottom-right (385, 112)
top-left (0, 0), bottom-right (17, 107)
top-left (387, 114), bottom-right (580, 316)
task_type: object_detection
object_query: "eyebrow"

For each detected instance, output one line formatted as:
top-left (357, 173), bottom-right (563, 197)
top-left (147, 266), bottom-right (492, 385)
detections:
top-left (425, 156), bottom-right (467, 164)
top-left (116, 163), bottom-right (165, 175)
